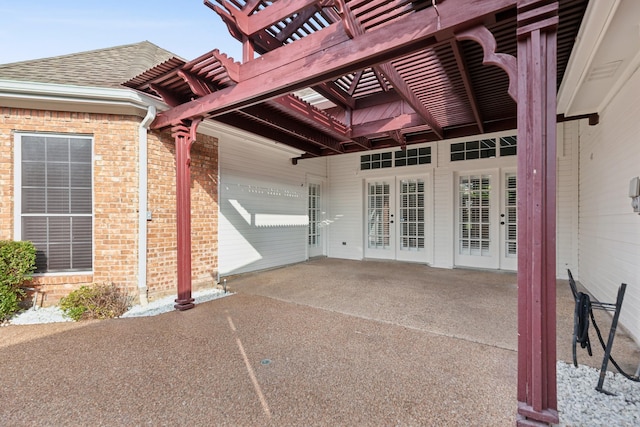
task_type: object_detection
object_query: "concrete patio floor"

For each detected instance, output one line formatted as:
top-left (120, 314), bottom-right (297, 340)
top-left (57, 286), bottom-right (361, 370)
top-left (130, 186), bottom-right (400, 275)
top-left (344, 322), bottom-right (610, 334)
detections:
top-left (2, 258), bottom-right (638, 426)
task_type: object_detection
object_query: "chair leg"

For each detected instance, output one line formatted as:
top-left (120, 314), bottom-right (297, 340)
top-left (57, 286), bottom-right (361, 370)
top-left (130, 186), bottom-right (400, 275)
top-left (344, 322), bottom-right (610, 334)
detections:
top-left (572, 300), bottom-right (580, 367)
top-left (596, 283), bottom-right (627, 393)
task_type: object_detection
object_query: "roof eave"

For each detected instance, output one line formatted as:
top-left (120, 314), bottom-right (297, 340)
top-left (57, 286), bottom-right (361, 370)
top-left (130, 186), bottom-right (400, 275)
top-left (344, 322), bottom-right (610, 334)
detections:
top-left (0, 79), bottom-right (166, 116)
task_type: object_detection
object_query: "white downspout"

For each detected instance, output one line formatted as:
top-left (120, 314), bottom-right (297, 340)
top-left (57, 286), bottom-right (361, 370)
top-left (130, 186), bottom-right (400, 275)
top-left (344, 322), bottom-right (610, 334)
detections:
top-left (138, 105), bottom-right (156, 305)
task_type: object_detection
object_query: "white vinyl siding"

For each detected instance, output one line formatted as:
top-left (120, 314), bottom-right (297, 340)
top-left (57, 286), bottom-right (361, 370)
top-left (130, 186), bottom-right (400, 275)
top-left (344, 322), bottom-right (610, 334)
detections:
top-left (218, 133), bottom-right (326, 276)
top-left (577, 67), bottom-right (640, 342)
top-left (556, 122), bottom-right (579, 279)
top-left (326, 154), bottom-right (365, 260)
top-left (14, 133), bottom-right (93, 273)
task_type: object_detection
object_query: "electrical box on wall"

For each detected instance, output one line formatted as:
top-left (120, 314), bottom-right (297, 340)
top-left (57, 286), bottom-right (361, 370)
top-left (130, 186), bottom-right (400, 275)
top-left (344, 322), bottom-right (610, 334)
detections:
top-left (629, 177), bottom-right (640, 214)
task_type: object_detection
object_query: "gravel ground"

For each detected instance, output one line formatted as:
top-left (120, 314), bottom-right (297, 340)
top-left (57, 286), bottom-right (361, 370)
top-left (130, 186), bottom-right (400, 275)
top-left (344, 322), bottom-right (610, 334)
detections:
top-left (5, 287), bottom-right (229, 325)
top-left (4, 289), bottom-right (640, 426)
top-left (556, 361), bottom-right (640, 426)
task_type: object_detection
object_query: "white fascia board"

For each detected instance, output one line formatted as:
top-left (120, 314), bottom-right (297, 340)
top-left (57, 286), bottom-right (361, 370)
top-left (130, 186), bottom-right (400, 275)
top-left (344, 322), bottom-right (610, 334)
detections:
top-left (0, 79), bottom-right (166, 116)
top-left (557, 0), bottom-right (621, 115)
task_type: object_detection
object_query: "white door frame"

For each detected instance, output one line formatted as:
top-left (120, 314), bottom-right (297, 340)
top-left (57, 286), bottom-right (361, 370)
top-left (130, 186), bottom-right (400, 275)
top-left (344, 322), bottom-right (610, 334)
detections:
top-left (454, 168), bottom-right (517, 271)
top-left (307, 177), bottom-right (326, 258)
top-left (499, 169), bottom-right (518, 271)
top-left (364, 178), bottom-right (395, 259)
top-left (363, 174), bottom-right (432, 263)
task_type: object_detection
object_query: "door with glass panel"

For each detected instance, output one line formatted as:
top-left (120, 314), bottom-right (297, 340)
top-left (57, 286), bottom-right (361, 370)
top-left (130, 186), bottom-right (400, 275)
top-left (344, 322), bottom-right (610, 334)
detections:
top-left (455, 170), bottom-right (517, 270)
top-left (365, 176), bottom-right (429, 262)
top-left (499, 171), bottom-right (517, 270)
top-left (308, 181), bottom-right (325, 257)
top-left (365, 180), bottom-right (394, 259)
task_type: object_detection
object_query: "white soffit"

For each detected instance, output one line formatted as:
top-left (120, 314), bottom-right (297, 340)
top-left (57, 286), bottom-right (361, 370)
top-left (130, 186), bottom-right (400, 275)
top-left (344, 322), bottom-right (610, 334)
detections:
top-left (558, 0), bottom-right (640, 116)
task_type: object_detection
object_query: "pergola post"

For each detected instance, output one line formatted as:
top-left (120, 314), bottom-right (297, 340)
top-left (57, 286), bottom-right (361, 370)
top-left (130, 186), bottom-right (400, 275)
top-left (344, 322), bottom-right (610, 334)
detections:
top-left (171, 119), bottom-right (202, 311)
top-left (516, 1), bottom-right (559, 425)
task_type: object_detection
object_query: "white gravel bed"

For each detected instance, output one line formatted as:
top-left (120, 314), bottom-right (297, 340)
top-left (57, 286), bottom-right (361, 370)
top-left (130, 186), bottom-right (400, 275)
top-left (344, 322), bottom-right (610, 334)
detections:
top-left (556, 361), bottom-right (640, 426)
top-left (5, 287), bottom-right (230, 325)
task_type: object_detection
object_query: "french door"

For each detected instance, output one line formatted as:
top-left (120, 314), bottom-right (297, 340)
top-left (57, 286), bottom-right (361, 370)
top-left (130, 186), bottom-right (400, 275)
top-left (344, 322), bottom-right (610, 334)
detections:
top-left (364, 176), bottom-right (430, 262)
top-left (455, 169), bottom-right (517, 270)
top-left (308, 181), bottom-right (325, 257)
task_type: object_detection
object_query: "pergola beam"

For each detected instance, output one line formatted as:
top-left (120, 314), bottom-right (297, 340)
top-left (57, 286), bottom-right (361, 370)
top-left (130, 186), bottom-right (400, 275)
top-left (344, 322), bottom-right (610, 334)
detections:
top-left (152, 0), bottom-right (518, 129)
top-left (242, 104), bottom-right (344, 153)
top-left (246, 0), bottom-right (321, 36)
top-left (351, 113), bottom-right (424, 138)
top-left (376, 63), bottom-right (444, 139)
top-left (313, 82), bottom-right (357, 110)
top-left (269, 94), bottom-right (351, 139)
top-left (216, 112), bottom-right (323, 156)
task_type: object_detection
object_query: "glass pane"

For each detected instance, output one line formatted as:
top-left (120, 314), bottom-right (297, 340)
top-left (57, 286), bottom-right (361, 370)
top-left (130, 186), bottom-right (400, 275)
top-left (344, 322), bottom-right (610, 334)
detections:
top-left (70, 163), bottom-right (91, 188)
top-left (22, 136), bottom-right (45, 161)
top-left (70, 139), bottom-right (92, 163)
top-left (72, 217), bottom-right (92, 243)
top-left (47, 188), bottom-right (70, 213)
top-left (48, 243), bottom-right (71, 270)
top-left (466, 140), bottom-right (479, 150)
top-left (451, 152), bottom-right (465, 161)
top-left (46, 137), bottom-right (69, 162)
top-left (22, 217), bottom-right (47, 242)
top-left (22, 188), bottom-right (46, 213)
top-left (22, 162), bottom-right (46, 187)
top-left (71, 189), bottom-right (92, 213)
top-left (49, 217), bottom-right (71, 243)
top-left (47, 162), bottom-right (69, 188)
top-left (72, 242), bottom-right (92, 270)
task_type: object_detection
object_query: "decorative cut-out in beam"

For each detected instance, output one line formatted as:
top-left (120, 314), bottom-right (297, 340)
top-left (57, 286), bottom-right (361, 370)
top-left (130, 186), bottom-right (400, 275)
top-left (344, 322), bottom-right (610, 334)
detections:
top-left (455, 25), bottom-right (518, 102)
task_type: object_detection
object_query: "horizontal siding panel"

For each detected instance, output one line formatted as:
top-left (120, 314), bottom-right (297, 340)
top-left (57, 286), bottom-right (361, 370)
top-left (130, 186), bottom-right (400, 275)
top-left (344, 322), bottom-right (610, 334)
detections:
top-left (327, 153), bottom-right (363, 260)
top-left (433, 168), bottom-right (454, 268)
top-left (219, 134), bottom-right (326, 276)
top-left (578, 67), bottom-right (640, 342)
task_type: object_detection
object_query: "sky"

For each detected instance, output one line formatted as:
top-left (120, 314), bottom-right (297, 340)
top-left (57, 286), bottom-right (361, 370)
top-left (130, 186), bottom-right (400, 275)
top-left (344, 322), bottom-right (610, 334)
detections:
top-left (0, 1), bottom-right (243, 64)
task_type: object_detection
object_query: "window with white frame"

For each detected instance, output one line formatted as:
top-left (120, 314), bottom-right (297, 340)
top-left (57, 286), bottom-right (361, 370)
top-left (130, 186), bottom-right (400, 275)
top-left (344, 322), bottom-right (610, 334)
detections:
top-left (15, 134), bottom-right (93, 273)
top-left (450, 135), bottom-right (517, 162)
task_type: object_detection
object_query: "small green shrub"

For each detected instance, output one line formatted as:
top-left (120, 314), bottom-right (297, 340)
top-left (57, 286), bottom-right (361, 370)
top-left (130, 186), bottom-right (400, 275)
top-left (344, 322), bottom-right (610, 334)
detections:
top-left (60, 283), bottom-right (132, 321)
top-left (0, 284), bottom-right (25, 322)
top-left (0, 240), bottom-right (36, 322)
top-left (0, 240), bottom-right (37, 288)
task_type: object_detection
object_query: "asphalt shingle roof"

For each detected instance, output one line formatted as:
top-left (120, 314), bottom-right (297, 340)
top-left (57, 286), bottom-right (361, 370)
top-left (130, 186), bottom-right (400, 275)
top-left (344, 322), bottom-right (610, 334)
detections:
top-left (0, 41), bottom-right (178, 89)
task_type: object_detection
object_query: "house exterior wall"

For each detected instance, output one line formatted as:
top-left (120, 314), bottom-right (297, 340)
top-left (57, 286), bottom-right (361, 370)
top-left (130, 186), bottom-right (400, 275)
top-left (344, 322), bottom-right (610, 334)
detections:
top-left (218, 132), bottom-right (326, 277)
top-left (326, 153), bottom-right (364, 260)
top-left (557, 121), bottom-right (580, 279)
top-left (326, 129), bottom-right (578, 276)
top-left (0, 107), bottom-right (219, 304)
top-left (433, 142), bottom-right (454, 269)
top-left (577, 66), bottom-right (640, 342)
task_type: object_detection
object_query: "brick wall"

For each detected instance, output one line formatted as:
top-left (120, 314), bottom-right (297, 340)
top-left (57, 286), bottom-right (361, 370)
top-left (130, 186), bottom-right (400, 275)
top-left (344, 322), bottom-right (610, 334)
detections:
top-left (145, 129), bottom-right (219, 301)
top-left (0, 107), bottom-right (219, 305)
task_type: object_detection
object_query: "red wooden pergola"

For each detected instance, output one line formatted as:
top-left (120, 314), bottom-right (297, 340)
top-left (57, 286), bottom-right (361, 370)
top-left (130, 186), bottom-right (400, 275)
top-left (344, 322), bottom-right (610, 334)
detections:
top-left (126, 1), bottom-right (592, 424)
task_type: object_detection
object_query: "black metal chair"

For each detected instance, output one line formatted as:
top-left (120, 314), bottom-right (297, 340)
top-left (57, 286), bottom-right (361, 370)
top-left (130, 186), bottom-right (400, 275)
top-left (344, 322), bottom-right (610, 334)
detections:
top-left (568, 269), bottom-right (627, 393)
